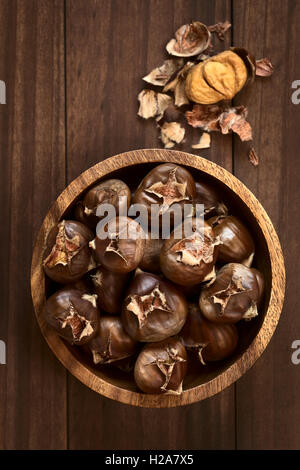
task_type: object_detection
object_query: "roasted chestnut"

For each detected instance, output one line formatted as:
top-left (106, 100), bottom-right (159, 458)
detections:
top-left (90, 266), bottom-right (130, 314)
top-left (44, 288), bottom-right (99, 345)
top-left (199, 263), bottom-right (261, 323)
top-left (43, 220), bottom-right (94, 283)
top-left (194, 181), bottom-right (228, 218)
top-left (86, 315), bottom-right (138, 364)
top-left (122, 272), bottom-right (188, 342)
top-left (134, 337), bottom-right (187, 394)
top-left (75, 179), bottom-right (131, 227)
top-left (180, 303), bottom-right (238, 362)
top-left (160, 218), bottom-right (219, 286)
top-left (251, 268), bottom-right (265, 306)
top-left (90, 216), bottom-right (146, 273)
top-left (132, 163), bottom-right (196, 226)
top-left (208, 215), bottom-right (255, 265)
top-left (139, 234), bottom-right (164, 273)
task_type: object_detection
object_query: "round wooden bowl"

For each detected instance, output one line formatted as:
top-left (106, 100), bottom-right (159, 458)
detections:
top-left (31, 149), bottom-right (285, 407)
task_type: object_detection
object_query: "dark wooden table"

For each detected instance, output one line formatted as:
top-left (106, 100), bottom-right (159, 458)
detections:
top-left (0, 0), bottom-right (300, 450)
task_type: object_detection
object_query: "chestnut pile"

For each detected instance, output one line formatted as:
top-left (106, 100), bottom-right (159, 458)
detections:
top-left (42, 163), bottom-right (264, 396)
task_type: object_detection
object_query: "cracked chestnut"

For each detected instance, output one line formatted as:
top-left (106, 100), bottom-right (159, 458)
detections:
top-left (87, 315), bottom-right (138, 365)
top-left (44, 288), bottom-right (99, 345)
top-left (134, 337), bottom-right (187, 394)
top-left (75, 179), bottom-right (131, 227)
top-left (199, 263), bottom-right (261, 323)
top-left (160, 218), bottom-right (219, 286)
top-left (132, 163), bottom-right (196, 225)
top-left (90, 266), bottom-right (130, 314)
top-left (208, 215), bottom-right (255, 265)
top-left (43, 220), bottom-right (94, 284)
top-left (180, 303), bottom-right (238, 362)
top-left (194, 181), bottom-right (228, 218)
top-left (90, 216), bottom-right (146, 273)
top-left (122, 272), bottom-right (188, 342)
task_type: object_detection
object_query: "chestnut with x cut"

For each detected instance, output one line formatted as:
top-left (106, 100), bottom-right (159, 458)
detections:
top-left (44, 288), bottom-right (99, 345)
top-left (122, 272), bottom-right (188, 342)
top-left (199, 263), bottom-right (262, 323)
top-left (43, 220), bottom-right (94, 284)
top-left (134, 337), bottom-right (187, 394)
top-left (132, 163), bottom-right (196, 225)
top-left (160, 218), bottom-right (220, 286)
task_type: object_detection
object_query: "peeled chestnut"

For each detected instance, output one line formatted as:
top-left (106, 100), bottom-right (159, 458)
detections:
top-left (160, 218), bottom-right (219, 286)
top-left (43, 220), bottom-right (94, 283)
top-left (132, 163), bottom-right (196, 224)
top-left (208, 215), bottom-right (255, 265)
top-left (86, 315), bottom-right (137, 364)
top-left (75, 179), bottom-right (131, 227)
top-left (180, 303), bottom-right (238, 362)
top-left (139, 234), bottom-right (164, 273)
top-left (44, 288), bottom-right (99, 345)
top-left (194, 181), bottom-right (228, 218)
top-left (199, 263), bottom-right (261, 323)
top-left (90, 216), bottom-right (146, 273)
top-left (122, 272), bottom-right (188, 342)
top-left (134, 337), bottom-right (187, 394)
top-left (90, 266), bottom-right (130, 314)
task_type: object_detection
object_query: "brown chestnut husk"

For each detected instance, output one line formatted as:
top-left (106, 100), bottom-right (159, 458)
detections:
top-left (208, 215), bottom-right (255, 265)
top-left (122, 272), bottom-right (188, 342)
top-left (199, 263), bottom-right (260, 323)
top-left (139, 234), bottom-right (164, 273)
top-left (90, 266), bottom-right (130, 314)
top-left (90, 216), bottom-right (146, 273)
top-left (43, 220), bottom-right (94, 284)
top-left (44, 288), bottom-right (99, 345)
top-left (160, 218), bottom-right (220, 286)
top-left (75, 179), bottom-right (131, 227)
top-left (132, 163), bottom-right (196, 225)
top-left (87, 315), bottom-right (138, 365)
top-left (180, 303), bottom-right (238, 362)
top-left (134, 337), bottom-right (187, 394)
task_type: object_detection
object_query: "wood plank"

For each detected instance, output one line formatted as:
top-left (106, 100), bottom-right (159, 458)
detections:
top-left (0, 0), bottom-right (67, 449)
top-left (233, 0), bottom-right (300, 449)
top-left (66, 0), bottom-right (235, 449)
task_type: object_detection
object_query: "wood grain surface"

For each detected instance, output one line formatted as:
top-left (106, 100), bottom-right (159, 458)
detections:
top-left (0, 0), bottom-right (299, 450)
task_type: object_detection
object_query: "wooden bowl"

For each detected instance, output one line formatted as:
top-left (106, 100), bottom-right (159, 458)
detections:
top-left (31, 149), bottom-right (285, 408)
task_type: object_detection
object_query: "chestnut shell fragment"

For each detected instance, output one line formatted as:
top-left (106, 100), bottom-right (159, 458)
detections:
top-left (199, 263), bottom-right (260, 323)
top-left (122, 272), bottom-right (188, 342)
top-left (209, 215), bottom-right (255, 265)
top-left (181, 303), bottom-right (238, 362)
top-left (44, 288), bottom-right (99, 345)
top-left (134, 337), bottom-right (187, 394)
top-left (160, 219), bottom-right (219, 286)
top-left (43, 220), bottom-right (94, 284)
top-left (87, 315), bottom-right (138, 364)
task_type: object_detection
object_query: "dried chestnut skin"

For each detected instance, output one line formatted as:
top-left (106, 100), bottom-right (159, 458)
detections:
top-left (91, 216), bottom-right (146, 273)
top-left (181, 303), bottom-right (238, 362)
top-left (132, 163), bottom-right (196, 224)
top-left (194, 181), bottom-right (228, 218)
top-left (122, 272), bottom-right (188, 342)
top-left (90, 266), bottom-right (130, 314)
top-left (43, 220), bottom-right (94, 284)
top-left (87, 315), bottom-right (138, 364)
top-left (134, 337), bottom-right (187, 394)
top-left (199, 263), bottom-right (259, 323)
top-left (76, 179), bottom-right (131, 227)
top-left (208, 215), bottom-right (255, 265)
top-left (160, 219), bottom-right (219, 286)
top-left (139, 235), bottom-right (164, 273)
top-left (44, 288), bottom-right (99, 345)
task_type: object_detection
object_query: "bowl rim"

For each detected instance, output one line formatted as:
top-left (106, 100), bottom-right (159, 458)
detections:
top-left (30, 149), bottom-right (286, 408)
